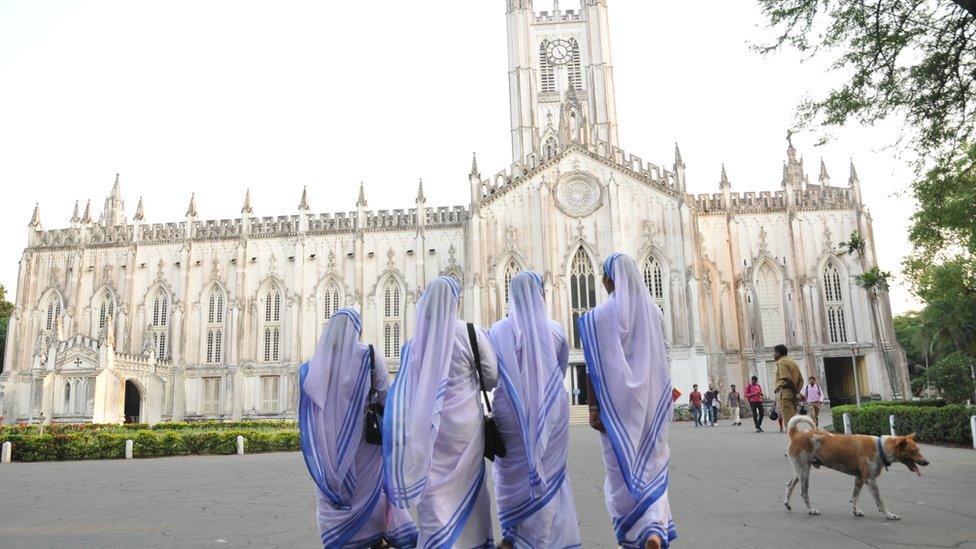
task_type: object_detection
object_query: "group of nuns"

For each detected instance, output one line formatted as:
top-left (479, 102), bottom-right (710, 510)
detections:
top-left (298, 253), bottom-right (676, 549)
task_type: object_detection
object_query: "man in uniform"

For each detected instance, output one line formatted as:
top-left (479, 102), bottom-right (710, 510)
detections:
top-left (773, 344), bottom-right (804, 427)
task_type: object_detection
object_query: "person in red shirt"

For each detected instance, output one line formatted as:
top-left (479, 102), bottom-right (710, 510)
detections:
top-left (689, 384), bottom-right (703, 427)
top-left (744, 376), bottom-right (765, 433)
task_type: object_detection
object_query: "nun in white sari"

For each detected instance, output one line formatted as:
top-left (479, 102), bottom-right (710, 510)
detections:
top-left (383, 276), bottom-right (499, 548)
top-left (579, 254), bottom-right (677, 549)
top-left (299, 308), bottom-right (418, 548)
top-left (489, 271), bottom-right (582, 548)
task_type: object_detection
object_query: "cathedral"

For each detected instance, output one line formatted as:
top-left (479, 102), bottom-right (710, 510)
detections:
top-left (0, 0), bottom-right (909, 425)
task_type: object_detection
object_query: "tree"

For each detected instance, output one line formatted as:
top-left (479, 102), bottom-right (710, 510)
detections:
top-left (920, 351), bottom-right (976, 404)
top-left (756, 0), bottom-right (976, 157)
top-left (0, 284), bottom-right (12, 373)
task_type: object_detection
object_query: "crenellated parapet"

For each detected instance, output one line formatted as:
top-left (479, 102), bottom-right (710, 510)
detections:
top-left (534, 8), bottom-right (582, 24)
top-left (693, 185), bottom-right (856, 215)
top-left (478, 141), bottom-right (678, 207)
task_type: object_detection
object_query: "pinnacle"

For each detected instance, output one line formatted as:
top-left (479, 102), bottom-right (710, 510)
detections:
top-left (242, 189), bottom-right (253, 215)
top-left (357, 182), bottom-right (367, 208)
top-left (134, 196), bottom-right (145, 221)
top-left (299, 186), bottom-right (310, 211)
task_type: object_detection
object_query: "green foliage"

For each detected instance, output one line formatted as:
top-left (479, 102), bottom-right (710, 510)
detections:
top-left (893, 311), bottom-right (927, 371)
top-left (756, 0), bottom-right (976, 157)
top-left (855, 266), bottom-right (892, 294)
top-left (0, 421), bottom-right (300, 462)
top-left (0, 284), bottom-right (12, 372)
top-left (831, 403), bottom-right (975, 445)
top-left (908, 144), bottom-right (976, 266)
top-left (917, 352), bottom-right (976, 404)
top-left (839, 230), bottom-right (866, 259)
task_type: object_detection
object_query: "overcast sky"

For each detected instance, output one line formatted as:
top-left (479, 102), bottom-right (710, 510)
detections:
top-left (0, 0), bottom-right (921, 313)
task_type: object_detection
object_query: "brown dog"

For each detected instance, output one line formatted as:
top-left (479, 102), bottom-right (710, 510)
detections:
top-left (784, 415), bottom-right (929, 520)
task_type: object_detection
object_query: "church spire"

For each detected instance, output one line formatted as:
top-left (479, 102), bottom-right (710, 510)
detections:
top-left (674, 142), bottom-right (685, 168)
top-left (242, 189), bottom-right (253, 216)
top-left (299, 186), bottom-right (310, 211)
top-left (186, 193), bottom-right (198, 218)
top-left (99, 172), bottom-right (127, 226)
top-left (357, 182), bottom-right (367, 208)
top-left (29, 203), bottom-right (41, 228)
top-left (719, 163), bottom-right (731, 189)
top-left (849, 158), bottom-right (863, 205)
top-left (416, 178), bottom-right (426, 203)
top-left (134, 196), bottom-right (145, 221)
top-left (81, 199), bottom-right (92, 224)
top-left (70, 200), bottom-right (80, 223)
top-left (470, 152), bottom-right (479, 177)
top-left (819, 158), bottom-right (830, 187)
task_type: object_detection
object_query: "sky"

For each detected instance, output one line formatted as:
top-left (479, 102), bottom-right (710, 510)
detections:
top-left (0, 0), bottom-right (921, 313)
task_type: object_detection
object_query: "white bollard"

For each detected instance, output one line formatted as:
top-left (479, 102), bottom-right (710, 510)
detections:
top-left (236, 435), bottom-right (245, 455)
top-left (970, 415), bottom-right (975, 450)
top-left (125, 439), bottom-right (133, 459)
top-left (1, 441), bottom-right (11, 463)
top-left (843, 413), bottom-right (852, 435)
top-left (889, 414), bottom-right (897, 436)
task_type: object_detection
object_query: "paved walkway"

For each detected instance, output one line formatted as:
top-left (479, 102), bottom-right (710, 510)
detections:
top-left (1, 421), bottom-right (974, 548)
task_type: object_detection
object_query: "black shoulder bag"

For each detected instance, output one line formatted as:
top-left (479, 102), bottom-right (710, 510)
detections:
top-left (467, 323), bottom-right (507, 461)
top-left (363, 345), bottom-right (384, 446)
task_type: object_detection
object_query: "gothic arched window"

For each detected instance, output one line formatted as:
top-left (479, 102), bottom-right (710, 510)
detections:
top-left (569, 248), bottom-right (597, 348)
top-left (568, 38), bottom-right (582, 91)
top-left (323, 280), bottom-right (342, 322)
top-left (539, 40), bottom-right (556, 93)
top-left (382, 279), bottom-right (403, 359)
top-left (642, 256), bottom-right (666, 313)
top-left (503, 259), bottom-right (520, 309)
top-left (63, 381), bottom-right (71, 414)
top-left (262, 284), bottom-right (283, 363)
top-left (544, 137), bottom-right (558, 158)
top-left (822, 261), bottom-right (848, 344)
top-left (73, 379), bottom-right (85, 414)
top-left (43, 292), bottom-right (63, 333)
top-left (97, 291), bottom-right (115, 332)
top-left (205, 287), bottom-right (226, 364)
top-left (755, 262), bottom-right (785, 346)
top-left (149, 288), bottom-right (170, 359)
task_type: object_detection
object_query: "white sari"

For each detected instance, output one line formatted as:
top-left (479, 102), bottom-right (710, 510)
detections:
top-left (489, 271), bottom-right (581, 548)
top-left (383, 277), bottom-right (498, 548)
top-left (299, 308), bottom-right (417, 548)
top-left (579, 254), bottom-right (677, 548)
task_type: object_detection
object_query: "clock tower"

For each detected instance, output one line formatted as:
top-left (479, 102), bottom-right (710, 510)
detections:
top-left (506, 0), bottom-right (619, 163)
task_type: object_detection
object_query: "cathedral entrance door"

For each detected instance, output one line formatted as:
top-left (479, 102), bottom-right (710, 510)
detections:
top-left (572, 364), bottom-right (588, 406)
top-left (823, 356), bottom-right (862, 406)
top-left (124, 380), bottom-right (142, 424)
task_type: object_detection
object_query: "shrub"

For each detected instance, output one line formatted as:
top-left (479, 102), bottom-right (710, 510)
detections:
top-left (831, 403), bottom-right (975, 445)
top-left (920, 352), bottom-right (976, 404)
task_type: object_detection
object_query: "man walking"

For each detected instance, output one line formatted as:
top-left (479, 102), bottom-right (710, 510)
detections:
top-left (689, 384), bottom-right (703, 427)
top-left (744, 376), bottom-right (765, 432)
top-left (802, 375), bottom-right (824, 427)
top-left (727, 385), bottom-right (742, 426)
top-left (773, 344), bottom-right (804, 428)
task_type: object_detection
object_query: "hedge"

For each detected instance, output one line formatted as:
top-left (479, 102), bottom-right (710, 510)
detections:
top-left (831, 403), bottom-right (974, 445)
top-left (0, 423), bottom-right (299, 462)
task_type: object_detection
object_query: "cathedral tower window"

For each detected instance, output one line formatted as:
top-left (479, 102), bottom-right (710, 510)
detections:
top-left (503, 259), bottom-right (521, 309)
top-left (262, 284), bottom-right (283, 363)
top-left (202, 376), bottom-right (221, 414)
top-left (568, 38), bottom-right (582, 91)
top-left (540, 40), bottom-right (556, 93)
top-left (569, 248), bottom-right (597, 348)
top-left (205, 287), bottom-right (225, 364)
top-left (43, 292), bottom-right (63, 334)
top-left (97, 292), bottom-right (115, 332)
top-left (755, 262), bottom-right (785, 347)
top-left (642, 256), bottom-right (666, 313)
top-left (822, 261), bottom-right (849, 344)
top-left (382, 279), bottom-right (403, 359)
top-left (149, 289), bottom-right (170, 358)
top-left (323, 280), bottom-right (342, 322)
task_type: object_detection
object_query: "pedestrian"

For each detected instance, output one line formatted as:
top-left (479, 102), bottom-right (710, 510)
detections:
top-left (745, 376), bottom-right (765, 432)
top-left (802, 375), bottom-right (824, 427)
top-left (727, 385), bottom-right (742, 426)
top-left (580, 253), bottom-right (677, 549)
top-left (488, 271), bottom-right (582, 548)
top-left (382, 277), bottom-right (498, 548)
top-left (703, 384), bottom-right (719, 426)
top-left (299, 308), bottom-right (417, 548)
top-left (689, 384), bottom-right (703, 427)
top-left (773, 344), bottom-right (804, 428)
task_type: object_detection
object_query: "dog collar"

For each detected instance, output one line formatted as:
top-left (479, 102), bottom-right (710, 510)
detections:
top-left (877, 436), bottom-right (891, 470)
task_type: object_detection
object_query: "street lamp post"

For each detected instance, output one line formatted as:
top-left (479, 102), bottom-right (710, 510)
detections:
top-left (849, 341), bottom-right (862, 409)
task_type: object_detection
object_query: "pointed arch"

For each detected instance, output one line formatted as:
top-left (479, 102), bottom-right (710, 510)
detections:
top-left (259, 278), bottom-right (285, 363)
top-left (567, 37), bottom-right (582, 91)
top-left (539, 39), bottom-right (556, 93)
top-left (568, 246), bottom-right (598, 348)
top-left (39, 288), bottom-right (65, 334)
top-left (820, 256), bottom-right (850, 344)
top-left (638, 249), bottom-right (668, 313)
top-left (753, 258), bottom-right (785, 347)
top-left (203, 282), bottom-right (227, 364)
top-left (62, 380), bottom-right (72, 414)
top-left (147, 284), bottom-right (171, 359)
top-left (316, 274), bottom-right (345, 323)
top-left (380, 274), bottom-right (404, 360)
top-left (92, 285), bottom-right (118, 335)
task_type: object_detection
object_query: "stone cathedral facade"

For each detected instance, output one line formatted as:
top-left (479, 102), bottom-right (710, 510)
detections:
top-left (0, 0), bottom-right (909, 425)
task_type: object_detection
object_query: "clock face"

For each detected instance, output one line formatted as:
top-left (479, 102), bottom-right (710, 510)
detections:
top-left (546, 39), bottom-right (572, 65)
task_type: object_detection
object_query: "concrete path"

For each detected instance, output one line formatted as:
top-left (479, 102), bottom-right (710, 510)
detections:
top-left (1, 421), bottom-right (974, 548)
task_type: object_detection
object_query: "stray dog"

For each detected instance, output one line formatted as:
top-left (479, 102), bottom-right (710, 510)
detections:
top-left (783, 415), bottom-right (929, 520)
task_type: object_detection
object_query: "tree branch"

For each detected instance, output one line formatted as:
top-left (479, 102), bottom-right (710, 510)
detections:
top-left (950, 0), bottom-right (976, 19)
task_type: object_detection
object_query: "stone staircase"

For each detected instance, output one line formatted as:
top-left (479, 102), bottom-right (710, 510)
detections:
top-left (569, 405), bottom-right (589, 426)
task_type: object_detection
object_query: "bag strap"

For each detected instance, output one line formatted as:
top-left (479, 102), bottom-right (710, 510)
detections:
top-left (466, 322), bottom-right (491, 415)
top-left (366, 344), bottom-right (377, 406)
